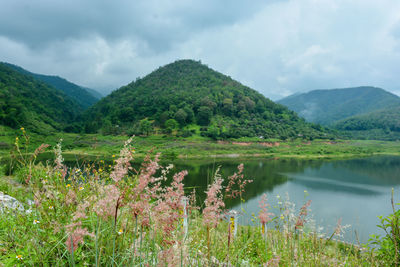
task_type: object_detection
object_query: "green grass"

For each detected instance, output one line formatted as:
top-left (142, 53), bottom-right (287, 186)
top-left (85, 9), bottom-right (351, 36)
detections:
top-left (1, 126), bottom-right (400, 163)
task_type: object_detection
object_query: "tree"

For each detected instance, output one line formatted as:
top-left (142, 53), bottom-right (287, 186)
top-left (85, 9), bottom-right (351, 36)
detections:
top-left (175, 109), bottom-right (188, 126)
top-left (197, 106), bottom-right (212, 126)
top-left (165, 119), bottom-right (179, 134)
top-left (138, 118), bottom-right (153, 136)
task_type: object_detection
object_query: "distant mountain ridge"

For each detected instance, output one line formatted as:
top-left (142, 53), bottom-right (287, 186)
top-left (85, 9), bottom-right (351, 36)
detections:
top-left (278, 86), bottom-right (400, 125)
top-left (82, 59), bottom-right (329, 139)
top-left (2, 62), bottom-right (101, 109)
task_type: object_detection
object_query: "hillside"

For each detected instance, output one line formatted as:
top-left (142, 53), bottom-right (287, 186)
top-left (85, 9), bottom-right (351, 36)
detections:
top-left (278, 87), bottom-right (400, 125)
top-left (83, 59), bottom-right (328, 139)
top-left (0, 63), bottom-right (82, 134)
top-left (334, 106), bottom-right (400, 140)
top-left (2, 62), bottom-right (101, 109)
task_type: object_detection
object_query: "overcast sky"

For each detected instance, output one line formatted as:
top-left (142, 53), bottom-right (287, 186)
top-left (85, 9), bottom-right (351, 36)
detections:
top-left (1, 0), bottom-right (400, 99)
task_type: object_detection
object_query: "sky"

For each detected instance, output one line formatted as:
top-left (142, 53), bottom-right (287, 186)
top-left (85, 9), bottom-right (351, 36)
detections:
top-left (1, 0), bottom-right (400, 100)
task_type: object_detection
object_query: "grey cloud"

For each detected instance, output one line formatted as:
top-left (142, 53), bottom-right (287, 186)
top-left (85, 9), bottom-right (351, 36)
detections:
top-left (0, 0), bottom-right (400, 99)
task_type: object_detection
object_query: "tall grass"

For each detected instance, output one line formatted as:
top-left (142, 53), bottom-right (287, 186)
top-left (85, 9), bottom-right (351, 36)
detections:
top-left (0, 135), bottom-right (395, 266)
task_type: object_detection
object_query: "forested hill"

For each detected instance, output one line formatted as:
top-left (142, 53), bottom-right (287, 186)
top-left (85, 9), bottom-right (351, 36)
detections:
top-left (2, 62), bottom-right (101, 109)
top-left (0, 63), bottom-right (82, 134)
top-left (83, 59), bottom-right (328, 139)
top-left (333, 106), bottom-right (400, 140)
top-left (278, 86), bottom-right (400, 125)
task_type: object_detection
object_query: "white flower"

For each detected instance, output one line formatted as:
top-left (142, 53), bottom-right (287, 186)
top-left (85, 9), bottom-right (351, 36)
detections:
top-left (33, 219), bottom-right (40, 225)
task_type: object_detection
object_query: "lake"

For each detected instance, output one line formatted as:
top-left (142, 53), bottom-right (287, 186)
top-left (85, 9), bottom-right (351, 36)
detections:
top-left (172, 155), bottom-right (400, 244)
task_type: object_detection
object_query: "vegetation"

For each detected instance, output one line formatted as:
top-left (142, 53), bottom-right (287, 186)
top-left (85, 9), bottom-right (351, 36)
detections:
top-left (0, 136), bottom-right (396, 266)
top-left (0, 64), bottom-right (82, 134)
top-left (3, 62), bottom-right (101, 109)
top-left (334, 106), bottom-right (400, 140)
top-left (278, 86), bottom-right (400, 126)
top-left (82, 60), bottom-right (330, 140)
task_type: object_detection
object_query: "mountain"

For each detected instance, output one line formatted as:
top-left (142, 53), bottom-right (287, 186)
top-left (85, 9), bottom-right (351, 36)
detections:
top-left (83, 59), bottom-right (329, 139)
top-left (0, 63), bottom-right (82, 134)
top-left (278, 86), bottom-right (400, 125)
top-left (2, 62), bottom-right (101, 109)
top-left (334, 106), bottom-right (400, 140)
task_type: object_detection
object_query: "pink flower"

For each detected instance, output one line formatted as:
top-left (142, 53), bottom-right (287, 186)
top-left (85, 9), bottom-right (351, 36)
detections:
top-left (203, 170), bottom-right (225, 228)
top-left (94, 185), bottom-right (120, 220)
top-left (110, 137), bottom-right (133, 183)
top-left (259, 194), bottom-right (274, 225)
top-left (225, 164), bottom-right (253, 199)
top-left (65, 222), bottom-right (94, 253)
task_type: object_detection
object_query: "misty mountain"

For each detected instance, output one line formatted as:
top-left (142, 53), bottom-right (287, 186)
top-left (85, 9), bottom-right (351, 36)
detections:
top-left (82, 59), bottom-right (329, 139)
top-left (2, 62), bottom-right (101, 109)
top-left (278, 86), bottom-right (400, 126)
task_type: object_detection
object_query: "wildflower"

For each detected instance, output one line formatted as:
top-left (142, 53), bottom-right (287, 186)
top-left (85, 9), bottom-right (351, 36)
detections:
top-left (225, 163), bottom-right (253, 199)
top-left (112, 154), bottom-right (116, 158)
top-left (20, 127), bottom-right (24, 131)
top-left (203, 168), bottom-right (225, 229)
top-left (110, 137), bottom-right (133, 183)
top-left (258, 194), bottom-right (274, 234)
top-left (295, 200), bottom-right (312, 231)
top-left (16, 255), bottom-right (23, 260)
top-left (79, 186), bottom-right (84, 191)
top-left (65, 223), bottom-right (94, 253)
top-left (49, 206), bottom-right (54, 210)
top-left (66, 184), bottom-right (71, 188)
top-left (33, 219), bottom-right (40, 225)
top-left (118, 229), bottom-right (123, 235)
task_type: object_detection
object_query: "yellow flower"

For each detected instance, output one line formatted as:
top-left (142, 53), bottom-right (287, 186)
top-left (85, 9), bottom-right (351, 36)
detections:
top-left (20, 127), bottom-right (24, 131)
top-left (112, 154), bottom-right (116, 158)
top-left (118, 229), bottom-right (123, 235)
top-left (280, 215), bottom-right (285, 220)
top-left (49, 206), bottom-right (54, 210)
top-left (79, 186), bottom-right (84, 191)
top-left (16, 255), bottom-right (23, 260)
top-left (66, 184), bottom-right (71, 188)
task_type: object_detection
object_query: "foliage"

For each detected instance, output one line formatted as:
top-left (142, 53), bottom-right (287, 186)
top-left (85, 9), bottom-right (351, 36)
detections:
top-left (3, 62), bottom-right (100, 109)
top-left (334, 106), bottom-right (400, 140)
top-left (369, 188), bottom-right (400, 266)
top-left (82, 60), bottom-right (329, 140)
top-left (0, 63), bottom-right (82, 134)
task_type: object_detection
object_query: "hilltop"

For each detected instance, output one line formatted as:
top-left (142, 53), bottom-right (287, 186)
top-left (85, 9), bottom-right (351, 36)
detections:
top-left (278, 86), bottom-right (400, 125)
top-left (83, 60), bottom-right (328, 139)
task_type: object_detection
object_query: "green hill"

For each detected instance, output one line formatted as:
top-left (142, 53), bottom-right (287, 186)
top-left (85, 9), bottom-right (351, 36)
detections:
top-left (83, 59), bottom-right (328, 139)
top-left (2, 62), bottom-right (101, 109)
top-left (334, 106), bottom-right (400, 140)
top-left (0, 63), bottom-right (82, 134)
top-left (278, 86), bottom-right (400, 125)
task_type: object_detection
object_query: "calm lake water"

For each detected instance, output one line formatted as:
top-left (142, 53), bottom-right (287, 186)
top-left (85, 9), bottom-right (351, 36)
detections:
top-left (172, 156), bottom-right (400, 244)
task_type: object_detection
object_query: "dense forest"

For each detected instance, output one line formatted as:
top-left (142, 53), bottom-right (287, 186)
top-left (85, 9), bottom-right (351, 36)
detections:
top-left (334, 106), bottom-right (400, 140)
top-left (0, 63), bottom-right (82, 134)
top-left (82, 60), bottom-right (328, 139)
top-left (278, 86), bottom-right (400, 125)
top-left (3, 62), bottom-right (101, 109)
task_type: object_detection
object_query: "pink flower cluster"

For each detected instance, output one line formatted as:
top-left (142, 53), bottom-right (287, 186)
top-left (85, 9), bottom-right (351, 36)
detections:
top-left (203, 171), bottom-right (225, 229)
top-left (258, 194), bottom-right (274, 225)
top-left (225, 163), bottom-right (253, 199)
